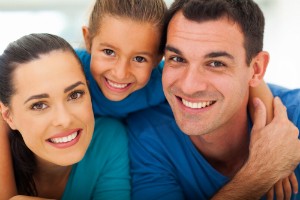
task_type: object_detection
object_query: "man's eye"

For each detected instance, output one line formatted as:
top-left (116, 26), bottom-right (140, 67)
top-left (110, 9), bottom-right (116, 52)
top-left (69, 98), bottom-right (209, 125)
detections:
top-left (209, 61), bottom-right (225, 67)
top-left (103, 49), bottom-right (115, 56)
top-left (31, 102), bottom-right (48, 110)
top-left (171, 56), bottom-right (184, 63)
top-left (68, 91), bottom-right (85, 101)
top-left (133, 56), bottom-right (146, 63)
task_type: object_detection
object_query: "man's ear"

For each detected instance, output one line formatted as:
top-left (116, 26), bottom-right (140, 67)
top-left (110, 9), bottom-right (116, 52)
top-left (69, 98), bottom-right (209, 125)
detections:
top-left (82, 26), bottom-right (92, 53)
top-left (0, 102), bottom-right (16, 130)
top-left (249, 51), bottom-right (270, 87)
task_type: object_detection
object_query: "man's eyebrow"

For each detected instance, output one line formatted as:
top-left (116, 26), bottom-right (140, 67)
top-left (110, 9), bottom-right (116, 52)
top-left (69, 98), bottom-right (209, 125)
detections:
top-left (165, 45), bottom-right (183, 55)
top-left (204, 51), bottom-right (234, 60)
top-left (64, 81), bottom-right (85, 93)
top-left (24, 81), bottom-right (85, 104)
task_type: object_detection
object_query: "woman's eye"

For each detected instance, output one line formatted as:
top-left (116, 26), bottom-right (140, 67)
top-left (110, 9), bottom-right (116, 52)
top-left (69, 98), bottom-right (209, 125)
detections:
top-left (209, 61), bottom-right (225, 68)
top-left (31, 102), bottom-right (48, 111)
top-left (68, 91), bottom-right (85, 101)
top-left (103, 49), bottom-right (115, 56)
top-left (133, 56), bottom-right (146, 63)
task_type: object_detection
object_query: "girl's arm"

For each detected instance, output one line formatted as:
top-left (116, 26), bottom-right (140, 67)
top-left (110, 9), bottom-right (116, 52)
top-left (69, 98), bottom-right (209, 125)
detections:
top-left (249, 80), bottom-right (273, 123)
top-left (10, 196), bottom-right (54, 200)
top-left (0, 116), bottom-right (17, 200)
top-left (249, 80), bottom-right (298, 199)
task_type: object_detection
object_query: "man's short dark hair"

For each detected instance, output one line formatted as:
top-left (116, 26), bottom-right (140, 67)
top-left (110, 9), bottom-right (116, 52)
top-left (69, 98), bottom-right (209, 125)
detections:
top-left (163, 0), bottom-right (265, 65)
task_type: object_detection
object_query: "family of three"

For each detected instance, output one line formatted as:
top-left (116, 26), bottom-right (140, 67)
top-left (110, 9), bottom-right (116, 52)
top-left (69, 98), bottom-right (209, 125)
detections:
top-left (0, 0), bottom-right (300, 199)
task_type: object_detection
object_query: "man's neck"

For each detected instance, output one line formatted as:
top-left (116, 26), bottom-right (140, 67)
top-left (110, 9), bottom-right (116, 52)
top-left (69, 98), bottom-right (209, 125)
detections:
top-left (189, 110), bottom-right (250, 177)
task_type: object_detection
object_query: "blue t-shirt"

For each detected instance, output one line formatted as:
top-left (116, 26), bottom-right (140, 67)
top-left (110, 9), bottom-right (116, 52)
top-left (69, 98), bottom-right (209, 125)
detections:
top-left (127, 84), bottom-right (300, 200)
top-left (76, 49), bottom-right (166, 118)
top-left (62, 117), bottom-right (130, 200)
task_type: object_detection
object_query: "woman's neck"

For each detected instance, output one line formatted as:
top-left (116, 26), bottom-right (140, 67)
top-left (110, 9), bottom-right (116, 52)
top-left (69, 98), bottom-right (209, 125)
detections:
top-left (33, 158), bottom-right (72, 199)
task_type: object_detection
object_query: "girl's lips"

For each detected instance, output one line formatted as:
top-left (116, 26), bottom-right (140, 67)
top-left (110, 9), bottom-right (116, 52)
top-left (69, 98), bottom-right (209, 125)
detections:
top-left (106, 78), bottom-right (129, 89)
top-left (104, 78), bottom-right (132, 92)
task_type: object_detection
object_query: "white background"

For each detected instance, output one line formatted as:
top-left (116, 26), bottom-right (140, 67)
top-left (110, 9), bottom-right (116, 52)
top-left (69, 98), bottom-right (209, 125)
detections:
top-left (0, 0), bottom-right (299, 89)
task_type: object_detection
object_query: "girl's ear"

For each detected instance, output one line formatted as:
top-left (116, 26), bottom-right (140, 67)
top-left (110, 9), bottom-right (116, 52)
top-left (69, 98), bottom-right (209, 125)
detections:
top-left (0, 103), bottom-right (16, 130)
top-left (82, 26), bottom-right (92, 53)
top-left (249, 51), bottom-right (270, 87)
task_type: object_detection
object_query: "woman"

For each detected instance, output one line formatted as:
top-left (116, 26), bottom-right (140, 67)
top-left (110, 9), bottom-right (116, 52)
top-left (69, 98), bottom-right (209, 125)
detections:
top-left (0, 33), bottom-right (130, 199)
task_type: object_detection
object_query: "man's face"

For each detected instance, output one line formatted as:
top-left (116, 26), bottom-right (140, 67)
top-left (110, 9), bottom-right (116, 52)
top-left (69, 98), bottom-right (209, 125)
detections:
top-left (163, 12), bottom-right (254, 136)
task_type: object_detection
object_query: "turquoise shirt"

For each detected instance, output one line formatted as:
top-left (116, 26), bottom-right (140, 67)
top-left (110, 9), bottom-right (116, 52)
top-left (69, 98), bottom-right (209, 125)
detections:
top-left (62, 117), bottom-right (130, 200)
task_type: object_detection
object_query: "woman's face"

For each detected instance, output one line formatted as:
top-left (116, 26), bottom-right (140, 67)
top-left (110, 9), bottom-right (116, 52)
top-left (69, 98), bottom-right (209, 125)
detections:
top-left (6, 50), bottom-right (94, 166)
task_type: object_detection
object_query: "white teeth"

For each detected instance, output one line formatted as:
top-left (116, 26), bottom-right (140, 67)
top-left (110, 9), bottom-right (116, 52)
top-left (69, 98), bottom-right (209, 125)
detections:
top-left (50, 132), bottom-right (78, 144)
top-left (107, 79), bottom-right (128, 89)
top-left (182, 99), bottom-right (214, 109)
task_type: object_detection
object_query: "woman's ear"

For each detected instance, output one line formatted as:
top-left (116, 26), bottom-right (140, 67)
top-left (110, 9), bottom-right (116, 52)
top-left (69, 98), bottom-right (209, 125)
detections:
top-left (0, 102), bottom-right (16, 130)
top-left (249, 51), bottom-right (270, 87)
top-left (82, 26), bottom-right (92, 53)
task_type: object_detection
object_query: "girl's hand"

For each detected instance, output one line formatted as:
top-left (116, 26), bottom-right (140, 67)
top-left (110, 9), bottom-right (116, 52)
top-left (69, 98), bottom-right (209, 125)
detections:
top-left (266, 172), bottom-right (298, 200)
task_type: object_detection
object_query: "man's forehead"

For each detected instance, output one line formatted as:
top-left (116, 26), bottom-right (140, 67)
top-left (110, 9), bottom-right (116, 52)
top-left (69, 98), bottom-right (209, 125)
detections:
top-left (167, 12), bottom-right (243, 45)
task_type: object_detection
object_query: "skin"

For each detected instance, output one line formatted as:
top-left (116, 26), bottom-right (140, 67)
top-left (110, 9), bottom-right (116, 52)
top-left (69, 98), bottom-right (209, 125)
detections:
top-left (212, 97), bottom-right (300, 200)
top-left (163, 11), bottom-right (300, 198)
top-left (250, 83), bottom-right (299, 199)
top-left (0, 117), bottom-right (16, 200)
top-left (163, 13), bottom-right (262, 176)
top-left (1, 50), bottom-right (94, 199)
top-left (83, 16), bottom-right (163, 101)
top-left (0, 9), bottom-right (296, 200)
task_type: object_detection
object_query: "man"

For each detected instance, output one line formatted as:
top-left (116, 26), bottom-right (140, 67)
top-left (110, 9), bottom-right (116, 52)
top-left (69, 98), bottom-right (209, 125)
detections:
top-left (127, 0), bottom-right (300, 199)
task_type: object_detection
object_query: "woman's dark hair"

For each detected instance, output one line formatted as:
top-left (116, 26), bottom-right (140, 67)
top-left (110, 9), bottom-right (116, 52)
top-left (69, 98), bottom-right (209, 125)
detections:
top-left (0, 33), bottom-right (82, 196)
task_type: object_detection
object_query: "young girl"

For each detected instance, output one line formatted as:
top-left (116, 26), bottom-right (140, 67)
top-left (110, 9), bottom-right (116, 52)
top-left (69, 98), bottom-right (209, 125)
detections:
top-left (0, 33), bottom-right (130, 199)
top-left (0, 0), bottom-right (296, 198)
top-left (77, 0), bottom-right (167, 118)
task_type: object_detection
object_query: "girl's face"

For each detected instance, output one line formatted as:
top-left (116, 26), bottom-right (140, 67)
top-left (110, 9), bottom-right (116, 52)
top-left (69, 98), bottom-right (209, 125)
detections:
top-left (4, 50), bottom-right (94, 166)
top-left (83, 16), bottom-right (162, 101)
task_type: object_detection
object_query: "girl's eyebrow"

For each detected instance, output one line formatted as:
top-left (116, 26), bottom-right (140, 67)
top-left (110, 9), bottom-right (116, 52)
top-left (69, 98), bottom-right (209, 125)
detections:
top-left (24, 81), bottom-right (85, 104)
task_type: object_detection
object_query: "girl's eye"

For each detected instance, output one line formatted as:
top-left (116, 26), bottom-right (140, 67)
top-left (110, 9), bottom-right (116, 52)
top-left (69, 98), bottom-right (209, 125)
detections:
top-left (68, 91), bottom-right (85, 101)
top-left (31, 102), bottom-right (48, 111)
top-left (103, 49), bottom-right (115, 56)
top-left (209, 61), bottom-right (225, 68)
top-left (133, 56), bottom-right (146, 63)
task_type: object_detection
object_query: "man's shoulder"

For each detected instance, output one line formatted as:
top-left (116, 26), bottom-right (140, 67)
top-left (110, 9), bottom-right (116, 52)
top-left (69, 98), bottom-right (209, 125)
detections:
top-left (269, 83), bottom-right (300, 124)
top-left (269, 83), bottom-right (300, 105)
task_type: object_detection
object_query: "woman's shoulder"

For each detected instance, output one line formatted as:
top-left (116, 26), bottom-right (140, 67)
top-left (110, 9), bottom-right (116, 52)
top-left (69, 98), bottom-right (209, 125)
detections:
top-left (92, 117), bottom-right (128, 146)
